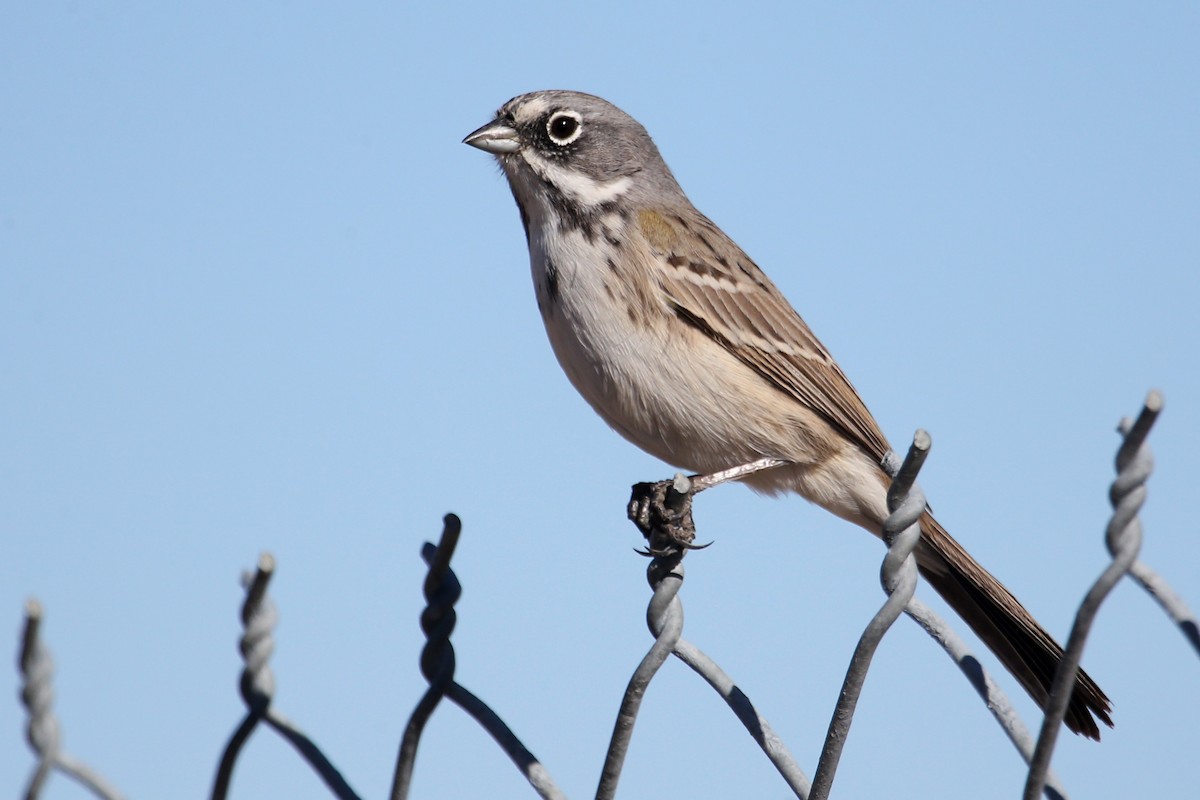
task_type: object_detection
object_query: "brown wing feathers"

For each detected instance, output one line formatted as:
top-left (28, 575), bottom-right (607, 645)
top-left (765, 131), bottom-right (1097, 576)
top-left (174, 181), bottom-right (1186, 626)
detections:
top-left (642, 208), bottom-right (1113, 738)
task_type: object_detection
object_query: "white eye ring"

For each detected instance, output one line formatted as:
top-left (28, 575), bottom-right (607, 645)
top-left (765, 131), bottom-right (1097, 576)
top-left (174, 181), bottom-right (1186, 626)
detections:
top-left (546, 110), bottom-right (583, 145)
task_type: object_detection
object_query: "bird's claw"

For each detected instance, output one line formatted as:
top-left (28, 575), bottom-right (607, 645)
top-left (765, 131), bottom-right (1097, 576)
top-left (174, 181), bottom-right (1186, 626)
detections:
top-left (628, 477), bottom-right (699, 554)
top-left (634, 539), bottom-right (713, 558)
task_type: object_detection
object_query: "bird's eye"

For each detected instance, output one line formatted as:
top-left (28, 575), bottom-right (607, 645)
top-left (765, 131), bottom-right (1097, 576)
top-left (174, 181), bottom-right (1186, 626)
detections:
top-left (546, 111), bottom-right (582, 145)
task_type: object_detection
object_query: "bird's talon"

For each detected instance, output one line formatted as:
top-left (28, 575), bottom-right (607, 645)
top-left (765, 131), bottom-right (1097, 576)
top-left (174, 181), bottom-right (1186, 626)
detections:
top-left (626, 477), bottom-right (698, 553)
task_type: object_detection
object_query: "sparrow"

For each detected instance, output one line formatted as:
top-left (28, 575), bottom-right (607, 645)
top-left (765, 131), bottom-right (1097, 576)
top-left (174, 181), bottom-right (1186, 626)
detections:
top-left (464, 89), bottom-right (1112, 739)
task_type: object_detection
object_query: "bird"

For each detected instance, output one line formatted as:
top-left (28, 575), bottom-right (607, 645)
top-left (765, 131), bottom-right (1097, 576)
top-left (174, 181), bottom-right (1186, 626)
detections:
top-left (463, 89), bottom-right (1112, 739)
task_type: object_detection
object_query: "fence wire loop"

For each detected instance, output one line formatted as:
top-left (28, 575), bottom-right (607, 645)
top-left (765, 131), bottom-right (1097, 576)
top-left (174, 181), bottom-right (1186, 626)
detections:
top-left (19, 601), bottom-right (57, 760)
top-left (1023, 390), bottom-right (1163, 800)
top-left (1104, 389), bottom-right (1198, 655)
top-left (885, 435), bottom-right (1073, 797)
top-left (393, 515), bottom-right (462, 799)
top-left (17, 600), bottom-right (124, 800)
top-left (394, 514), bottom-right (565, 800)
top-left (603, 462), bottom-right (812, 799)
top-left (14, 392), bottom-right (1197, 800)
top-left (238, 554), bottom-right (278, 712)
top-left (212, 553), bottom-right (362, 800)
top-left (809, 431), bottom-right (930, 800)
top-left (1104, 391), bottom-right (1199, 657)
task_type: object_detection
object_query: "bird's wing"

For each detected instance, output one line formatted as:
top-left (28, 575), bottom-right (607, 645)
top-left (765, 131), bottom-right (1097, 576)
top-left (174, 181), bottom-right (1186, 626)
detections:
top-left (636, 207), bottom-right (891, 462)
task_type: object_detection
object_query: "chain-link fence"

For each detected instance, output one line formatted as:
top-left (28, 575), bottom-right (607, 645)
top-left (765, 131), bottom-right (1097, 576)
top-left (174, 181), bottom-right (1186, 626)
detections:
top-left (15, 391), bottom-right (1196, 799)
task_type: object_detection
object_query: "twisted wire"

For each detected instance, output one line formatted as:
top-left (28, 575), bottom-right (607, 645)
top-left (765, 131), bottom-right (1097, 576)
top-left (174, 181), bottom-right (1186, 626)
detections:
top-left (212, 554), bottom-right (278, 800)
top-left (18, 600), bottom-right (124, 800)
top-left (809, 431), bottom-right (930, 800)
top-left (597, 525), bottom-right (686, 800)
top-left (1024, 391), bottom-right (1163, 800)
top-left (239, 554), bottom-right (278, 711)
top-left (607, 469), bottom-right (811, 797)
top-left (212, 554), bottom-right (360, 800)
top-left (393, 514), bottom-right (564, 800)
top-left (19, 599), bottom-right (59, 800)
top-left (392, 516), bottom-right (462, 800)
top-left (1102, 391), bottom-right (1198, 657)
top-left (19, 601), bottom-right (58, 786)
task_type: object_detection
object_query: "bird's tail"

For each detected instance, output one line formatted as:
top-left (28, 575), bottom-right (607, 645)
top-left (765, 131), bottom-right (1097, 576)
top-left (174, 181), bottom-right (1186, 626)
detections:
top-left (914, 512), bottom-right (1113, 739)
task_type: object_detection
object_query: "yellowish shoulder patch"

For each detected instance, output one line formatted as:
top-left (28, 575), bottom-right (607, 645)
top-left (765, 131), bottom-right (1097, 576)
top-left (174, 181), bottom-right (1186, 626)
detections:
top-left (637, 209), bottom-right (679, 251)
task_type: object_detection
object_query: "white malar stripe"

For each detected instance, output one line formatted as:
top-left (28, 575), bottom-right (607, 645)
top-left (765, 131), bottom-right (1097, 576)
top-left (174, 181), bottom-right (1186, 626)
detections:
top-left (528, 156), bottom-right (633, 209)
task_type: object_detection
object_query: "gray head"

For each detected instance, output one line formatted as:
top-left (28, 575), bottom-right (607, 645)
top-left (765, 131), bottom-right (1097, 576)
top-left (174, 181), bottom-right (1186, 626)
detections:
top-left (464, 90), bottom-right (686, 217)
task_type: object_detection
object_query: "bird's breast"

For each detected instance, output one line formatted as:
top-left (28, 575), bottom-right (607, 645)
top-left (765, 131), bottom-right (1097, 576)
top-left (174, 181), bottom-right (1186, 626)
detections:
top-left (525, 217), bottom-right (803, 473)
top-left (528, 221), bottom-right (666, 424)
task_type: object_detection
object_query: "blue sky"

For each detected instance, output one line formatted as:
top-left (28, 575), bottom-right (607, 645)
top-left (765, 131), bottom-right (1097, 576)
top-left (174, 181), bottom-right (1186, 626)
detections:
top-left (3, 3), bottom-right (1197, 798)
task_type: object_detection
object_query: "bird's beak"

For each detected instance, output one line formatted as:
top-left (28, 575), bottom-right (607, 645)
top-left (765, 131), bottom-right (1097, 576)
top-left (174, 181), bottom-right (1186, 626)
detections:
top-left (463, 118), bottom-right (522, 155)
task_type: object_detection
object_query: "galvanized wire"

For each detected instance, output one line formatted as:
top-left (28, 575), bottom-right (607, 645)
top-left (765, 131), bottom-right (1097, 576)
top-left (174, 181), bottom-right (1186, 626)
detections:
top-left (809, 431), bottom-right (929, 800)
top-left (1023, 391), bottom-right (1163, 800)
top-left (669, 637), bottom-right (811, 797)
top-left (212, 553), bottom-right (361, 800)
top-left (1126, 560), bottom-right (1200, 657)
top-left (606, 467), bottom-right (810, 799)
top-left (393, 514), bottom-right (564, 800)
top-left (17, 599), bottom-right (124, 800)
top-left (903, 598), bottom-right (1068, 799)
top-left (597, 544), bottom-right (686, 800)
top-left (14, 391), bottom-right (1195, 800)
top-left (1101, 396), bottom-right (1197, 659)
top-left (392, 518), bottom-right (461, 800)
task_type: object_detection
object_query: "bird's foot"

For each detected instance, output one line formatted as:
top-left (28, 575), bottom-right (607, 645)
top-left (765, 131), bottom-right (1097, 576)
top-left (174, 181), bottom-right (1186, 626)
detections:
top-left (628, 474), bottom-right (709, 556)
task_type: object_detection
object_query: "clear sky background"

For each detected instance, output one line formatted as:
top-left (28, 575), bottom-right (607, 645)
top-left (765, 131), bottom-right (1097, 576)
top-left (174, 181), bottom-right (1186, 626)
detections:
top-left (3, 3), bottom-right (1197, 798)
